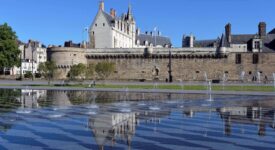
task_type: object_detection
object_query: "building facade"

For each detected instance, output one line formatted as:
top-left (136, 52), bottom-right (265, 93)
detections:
top-left (182, 22), bottom-right (275, 53)
top-left (89, 1), bottom-right (171, 49)
top-left (12, 40), bottom-right (47, 75)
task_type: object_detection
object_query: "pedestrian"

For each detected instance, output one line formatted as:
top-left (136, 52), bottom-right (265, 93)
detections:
top-left (264, 75), bottom-right (268, 84)
top-left (93, 80), bottom-right (96, 87)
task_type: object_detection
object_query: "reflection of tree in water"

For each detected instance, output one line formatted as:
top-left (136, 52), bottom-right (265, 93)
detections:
top-left (66, 91), bottom-right (89, 105)
top-left (37, 91), bottom-right (114, 107)
top-left (0, 89), bottom-right (21, 132)
top-left (0, 89), bottom-right (21, 110)
top-left (95, 92), bottom-right (117, 103)
top-left (38, 91), bottom-right (218, 107)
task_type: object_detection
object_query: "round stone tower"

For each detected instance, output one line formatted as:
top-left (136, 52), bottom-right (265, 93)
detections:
top-left (48, 47), bottom-right (87, 79)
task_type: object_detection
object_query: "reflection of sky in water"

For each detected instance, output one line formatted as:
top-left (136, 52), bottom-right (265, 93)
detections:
top-left (0, 90), bottom-right (274, 149)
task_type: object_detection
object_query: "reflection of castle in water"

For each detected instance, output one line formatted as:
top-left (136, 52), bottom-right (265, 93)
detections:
top-left (88, 107), bottom-right (171, 150)
top-left (9, 90), bottom-right (275, 141)
top-left (17, 90), bottom-right (75, 108)
top-left (218, 107), bottom-right (275, 136)
top-left (88, 112), bottom-right (137, 150)
top-left (17, 89), bottom-right (47, 108)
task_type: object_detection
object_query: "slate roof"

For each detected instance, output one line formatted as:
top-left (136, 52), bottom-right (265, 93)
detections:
top-left (136, 34), bottom-right (172, 47)
top-left (194, 39), bottom-right (218, 47)
top-left (101, 10), bottom-right (132, 27)
top-left (218, 33), bottom-right (275, 52)
top-left (229, 33), bottom-right (275, 52)
top-left (231, 34), bottom-right (255, 44)
top-left (269, 28), bottom-right (275, 34)
top-left (263, 34), bottom-right (275, 52)
top-left (17, 40), bottom-right (25, 45)
top-left (102, 11), bottom-right (115, 26)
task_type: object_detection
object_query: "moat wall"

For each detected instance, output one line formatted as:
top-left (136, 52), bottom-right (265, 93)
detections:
top-left (49, 47), bottom-right (275, 82)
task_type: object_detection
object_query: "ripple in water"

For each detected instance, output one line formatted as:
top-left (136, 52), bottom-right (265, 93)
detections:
top-left (86, 105), bottom-right (99, 109)
top-left (47, 114), bottom-right (64, 118)
top-left (16, 109), bottom-right (32, 114)
top-left (52, 106), bottom-right (69, 111)
top-left (149, 106), bottom-right (160, 111)
top-left (165, 101), bottom-right (178, 104)
top-left (120, 108), bottom-right (131, 113)
top-left (138, 103), bottom-right (147, 106)
top-left (85, 111), bottom-right (97, 115)
top-left (115, 103), bottom-right (130, 107)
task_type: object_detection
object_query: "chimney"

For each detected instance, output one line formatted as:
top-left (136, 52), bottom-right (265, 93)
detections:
top-left (110, 8), bottom-right (116, 18)
top-left (189, 34), bottom-right (194, 48)
top-left (99, 0), bottom-right (104, 11)
top-left (225, 23), bottom-right (232, 43)
top-left (258, 22), bottom-right (266, 38)
top-left (136, 28), bottom-right (140, 36)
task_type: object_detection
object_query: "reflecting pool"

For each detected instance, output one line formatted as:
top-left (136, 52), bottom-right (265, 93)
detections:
top-left (0, 89), bottom-right (274, 150)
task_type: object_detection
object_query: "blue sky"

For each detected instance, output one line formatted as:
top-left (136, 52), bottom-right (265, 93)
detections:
top-left (0, 0), bottom-right (274, 47)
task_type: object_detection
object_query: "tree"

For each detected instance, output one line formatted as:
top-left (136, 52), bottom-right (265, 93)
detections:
top-left (24, 71), bottom-right (33, 79)
top-left (68, 63), bottom-right (86, 80)
top-left (86, 63), bottom-right (95, 79)
top-left (0, 23), bottom-right (21, 73)
top-left (95, 61), bottom-right (115, 80)
top-left (38, 61), bottom-right (57, 85)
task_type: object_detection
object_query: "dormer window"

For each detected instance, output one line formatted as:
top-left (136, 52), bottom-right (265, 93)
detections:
top-left (145, 41), bottom-right (148, 46)
top-left (103, 23), bottom-right (105, 27)
top-left (95, 23), bottom-right (97, 27)
top-left (254, 41), bottom-right (260, 49)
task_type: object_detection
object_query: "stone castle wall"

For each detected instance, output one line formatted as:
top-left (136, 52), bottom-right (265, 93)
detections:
top-left (49, 47), bottom-right (275, 82)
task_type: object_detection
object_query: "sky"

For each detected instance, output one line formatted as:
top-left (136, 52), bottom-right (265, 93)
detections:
top-left (0, 0), bottom-right (275, 47)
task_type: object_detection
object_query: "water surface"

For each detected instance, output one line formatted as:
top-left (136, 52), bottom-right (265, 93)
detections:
top-left (0, 89), bottom-right (274, 150)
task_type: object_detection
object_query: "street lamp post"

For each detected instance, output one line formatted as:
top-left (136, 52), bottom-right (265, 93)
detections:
top-left (83, 27), bottom-right (89, 48)
top-left (168, 49), bottom-right (173, 83)
top-left (19, 51), bottom-right (23, 80)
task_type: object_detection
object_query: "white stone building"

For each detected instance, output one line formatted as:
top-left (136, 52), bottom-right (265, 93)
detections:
top-left (12, 40), bottom-right (47, 75)
top-left (89, 1), bottom-right (136, 48)
top-left (89, 1), bottom-right (172, 49)
top-left (23, 40), bottom-right (47, 65)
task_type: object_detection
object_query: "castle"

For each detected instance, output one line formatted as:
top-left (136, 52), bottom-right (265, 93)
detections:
top-left (48, 2), bottom-right (275, 82)
top-left (89, 1), bottom-right (171, 49)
